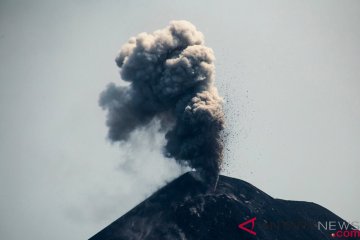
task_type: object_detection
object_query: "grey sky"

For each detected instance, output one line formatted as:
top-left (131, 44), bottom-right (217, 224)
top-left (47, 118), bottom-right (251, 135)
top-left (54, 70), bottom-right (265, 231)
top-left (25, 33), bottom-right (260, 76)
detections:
top-left (0, 1), bottom-right (359, 239)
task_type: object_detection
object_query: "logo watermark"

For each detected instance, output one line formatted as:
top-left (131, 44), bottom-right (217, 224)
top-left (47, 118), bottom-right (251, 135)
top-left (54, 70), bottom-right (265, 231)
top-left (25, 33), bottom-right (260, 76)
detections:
top-left (237, 218), bottom-right (360, 238)
top-left (318, 221), bottom-right (360, 238)
top-left (238, 217), bottom-right (257, 236)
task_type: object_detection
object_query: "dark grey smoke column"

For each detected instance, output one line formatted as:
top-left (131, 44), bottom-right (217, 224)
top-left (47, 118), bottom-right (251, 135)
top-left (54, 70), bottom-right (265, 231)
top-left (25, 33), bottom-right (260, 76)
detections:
top-left (100, 21), bottom-right (224, 184)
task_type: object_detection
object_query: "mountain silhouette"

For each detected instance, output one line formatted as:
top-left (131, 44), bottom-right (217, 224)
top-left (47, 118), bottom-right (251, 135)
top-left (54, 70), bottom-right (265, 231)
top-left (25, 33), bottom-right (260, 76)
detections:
top-left (90, 172), bottom-right (354, 240)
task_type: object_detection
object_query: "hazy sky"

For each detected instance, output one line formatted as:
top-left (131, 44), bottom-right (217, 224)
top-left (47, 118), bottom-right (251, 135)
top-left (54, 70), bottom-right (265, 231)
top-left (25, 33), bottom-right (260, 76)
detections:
top-left (0, 1), bottom-right (359, 239)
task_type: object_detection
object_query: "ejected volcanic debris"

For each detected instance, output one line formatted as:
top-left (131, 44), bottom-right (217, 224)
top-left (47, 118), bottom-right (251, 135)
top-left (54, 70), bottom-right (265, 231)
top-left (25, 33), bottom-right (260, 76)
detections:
top-left (100, 21), bottom-right (224, 184)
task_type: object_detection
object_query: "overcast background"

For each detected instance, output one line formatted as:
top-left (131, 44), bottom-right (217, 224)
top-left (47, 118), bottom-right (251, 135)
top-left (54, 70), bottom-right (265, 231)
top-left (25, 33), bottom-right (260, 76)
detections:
top-left (1, 1), bottom-right (359, 239)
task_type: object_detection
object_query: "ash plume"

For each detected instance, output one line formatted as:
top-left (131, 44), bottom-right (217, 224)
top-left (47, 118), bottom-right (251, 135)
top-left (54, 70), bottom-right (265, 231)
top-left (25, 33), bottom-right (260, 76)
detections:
top-left (99, 20), bottom-right (224, 184)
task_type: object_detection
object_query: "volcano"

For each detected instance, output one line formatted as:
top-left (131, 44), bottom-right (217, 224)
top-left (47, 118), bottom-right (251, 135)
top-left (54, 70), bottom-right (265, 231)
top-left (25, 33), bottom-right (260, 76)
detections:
top-left (89, 172), bottom-right (354, 240)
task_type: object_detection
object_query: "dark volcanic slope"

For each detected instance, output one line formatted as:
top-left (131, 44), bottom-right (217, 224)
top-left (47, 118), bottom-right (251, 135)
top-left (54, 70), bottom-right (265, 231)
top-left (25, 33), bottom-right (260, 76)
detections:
top-left (90, 172), bottom-right (352, 240)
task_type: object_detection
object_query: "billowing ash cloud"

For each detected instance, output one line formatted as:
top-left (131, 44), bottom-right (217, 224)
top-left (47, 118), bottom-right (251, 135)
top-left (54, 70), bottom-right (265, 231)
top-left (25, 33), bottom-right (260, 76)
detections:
top-left (99, 20), bottom-right (224, 184)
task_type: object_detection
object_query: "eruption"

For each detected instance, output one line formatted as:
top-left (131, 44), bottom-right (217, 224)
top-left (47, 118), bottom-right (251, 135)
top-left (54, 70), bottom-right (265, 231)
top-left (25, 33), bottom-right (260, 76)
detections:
top-left (99, 20), bottom-right (224, 185)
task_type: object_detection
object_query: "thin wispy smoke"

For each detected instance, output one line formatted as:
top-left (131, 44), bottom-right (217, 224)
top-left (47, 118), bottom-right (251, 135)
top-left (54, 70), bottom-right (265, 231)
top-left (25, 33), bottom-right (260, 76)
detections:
top-left (100, 20), bottom-right (224, 184)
